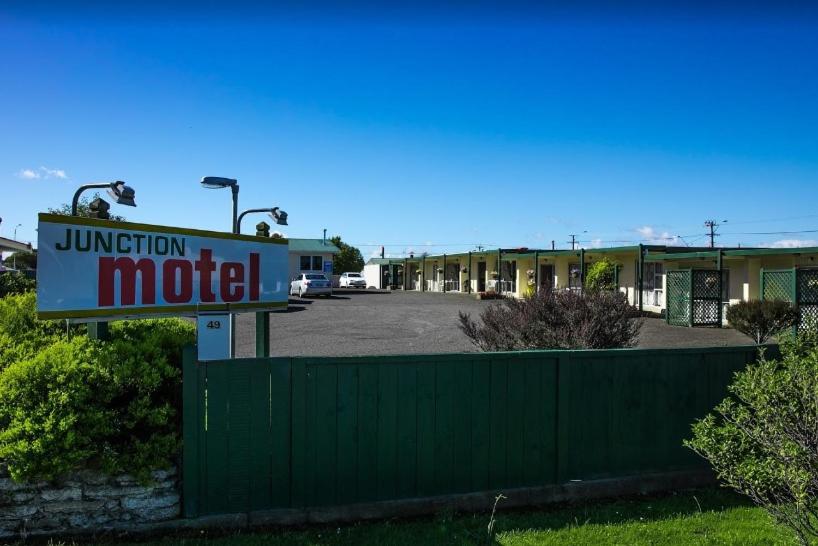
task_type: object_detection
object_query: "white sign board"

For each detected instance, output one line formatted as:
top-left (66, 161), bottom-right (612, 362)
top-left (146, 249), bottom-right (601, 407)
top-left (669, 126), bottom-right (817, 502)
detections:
top-left (196, 313), bottom-right (231, 360)
top-left (36, 213), bottom-right (289, 321)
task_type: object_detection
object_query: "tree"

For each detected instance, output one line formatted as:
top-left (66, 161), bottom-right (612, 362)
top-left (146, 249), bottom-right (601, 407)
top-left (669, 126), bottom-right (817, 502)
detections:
top-left (726, 300), bottom-right (800, 344)
top-left (48, 194), bottom-right (126, 221)
top-left (585, 258), bottom-right (617, 292)
top-left (686, 332), bottom-right (818, 545)
top-left (2, 251), bottom-right (37, 271)
top-left (459, 290), bottom-right (642, 351)
top-left (330, 236), bottom-right (364, 274)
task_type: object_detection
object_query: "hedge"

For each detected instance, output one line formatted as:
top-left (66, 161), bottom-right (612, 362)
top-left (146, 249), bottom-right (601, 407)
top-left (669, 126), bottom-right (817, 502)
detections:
top-left (0, 293), bottom-right (195, 482)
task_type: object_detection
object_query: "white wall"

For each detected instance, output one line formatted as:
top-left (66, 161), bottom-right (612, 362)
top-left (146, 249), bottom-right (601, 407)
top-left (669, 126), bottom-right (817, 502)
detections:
top-left (363, 263), bottom-right (382, 289)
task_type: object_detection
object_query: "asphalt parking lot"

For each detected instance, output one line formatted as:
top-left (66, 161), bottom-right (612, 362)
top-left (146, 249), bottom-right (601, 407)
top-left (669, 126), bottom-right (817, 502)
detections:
top-left (234, 290), bottom-right (753, 357)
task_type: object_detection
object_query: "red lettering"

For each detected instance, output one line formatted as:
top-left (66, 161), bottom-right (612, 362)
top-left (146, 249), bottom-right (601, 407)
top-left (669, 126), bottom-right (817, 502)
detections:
top-left (249, 252), bottom-right (260, 300)
top-left (98, 257), bottom-right (156, 306)
top-left (220, 262), bottom-right (245, 302)
top-left (194, 249), bottom-right (216, 302)
top-left (163, 259), bottom-right (193, 303)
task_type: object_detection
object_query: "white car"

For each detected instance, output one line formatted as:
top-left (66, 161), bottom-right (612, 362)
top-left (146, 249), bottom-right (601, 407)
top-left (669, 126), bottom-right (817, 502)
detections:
top-left (339, 272), bottom-right (366, 288)
top-left (290, 273), bottom-right (333, 297)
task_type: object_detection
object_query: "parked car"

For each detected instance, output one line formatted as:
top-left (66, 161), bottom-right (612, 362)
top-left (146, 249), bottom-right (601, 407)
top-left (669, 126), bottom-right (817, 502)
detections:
top-left (290, 273), bottom-right (333, 297)
top-left (338, 271), bottom-right (366, 288)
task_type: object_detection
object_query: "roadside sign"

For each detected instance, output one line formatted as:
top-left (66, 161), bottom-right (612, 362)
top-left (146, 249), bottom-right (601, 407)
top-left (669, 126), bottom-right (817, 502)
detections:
top-left (323, 260), bottom-right (332, 274)
top-left (196, 313), bottom-right (231, 361)
top-left (36, 213), bottom-right (289, 321)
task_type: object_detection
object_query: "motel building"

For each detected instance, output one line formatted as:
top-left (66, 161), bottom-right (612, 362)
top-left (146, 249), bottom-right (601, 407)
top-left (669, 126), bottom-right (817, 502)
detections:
top-left (287, 238), bottom-right (340, 281)
top-left (366, 244), bottom-right (818, 328)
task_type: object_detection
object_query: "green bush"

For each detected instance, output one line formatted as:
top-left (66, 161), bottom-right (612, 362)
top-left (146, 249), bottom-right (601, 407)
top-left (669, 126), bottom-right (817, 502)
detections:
top-left (0, 272), bottom-right (36, 298)
top-left (585, 258), bottom-right (617, 292)
top-left (0, 292), bottom-right (65, 371)
top-left (0, 293), bottom-right (195, 482)
top-left (686, 332), bottom-right (818, 545)
top-left (726, 299), bottom-right (800, 344)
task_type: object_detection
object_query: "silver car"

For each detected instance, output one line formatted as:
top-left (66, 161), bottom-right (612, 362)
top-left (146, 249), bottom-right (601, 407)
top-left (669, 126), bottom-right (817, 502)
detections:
top-left (339, 271), bottom-right (366, 288)
top-left (290, 273), bottom-right (333, 297)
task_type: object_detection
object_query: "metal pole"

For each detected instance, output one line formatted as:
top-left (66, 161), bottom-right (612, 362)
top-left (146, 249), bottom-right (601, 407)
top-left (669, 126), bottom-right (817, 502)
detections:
top-left (421, 255), bottom-right (426, 292)
top-left (443, 254), bottom-right (447, 293)
top-left (231, 185), bottom-right (240, 358)
top-left (638, 244), bottom-right (644, 313)
top-left (534, 251), bottom-right (539, 294)
top-left (717, 250), bottom-right (723, 328)
top-left (467, 252), bottom-right (472, 294)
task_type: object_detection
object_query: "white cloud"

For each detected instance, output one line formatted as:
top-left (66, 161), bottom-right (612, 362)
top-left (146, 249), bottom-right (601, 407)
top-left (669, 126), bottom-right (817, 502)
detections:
top-left (16, 166), bottom-right (68, 180)
top-left (636, 225), bottom-right (679, 245)
top-left (40, 166), bottom-right (68, 179)
top-left (589, 238), bottom-right (604, 249)
top-left (16, 168), bottom-right (40, 179)
top-left (768, 239), bottom-right (818, 248)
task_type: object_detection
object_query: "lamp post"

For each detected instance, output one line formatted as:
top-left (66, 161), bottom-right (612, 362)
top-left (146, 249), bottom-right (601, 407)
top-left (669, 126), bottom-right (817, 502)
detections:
top-left (71, 181), bottom-right (137, 341)
top-left (236, 207), bottom-right (288, 233)
top-left (200, 177), bottom-right (239, 233)
top-left (234, 207), bottom-right (289, 358)
top-left (71, 181), bottom-right (136, 216)
top-left (12, 224), bottom-right (21, 270)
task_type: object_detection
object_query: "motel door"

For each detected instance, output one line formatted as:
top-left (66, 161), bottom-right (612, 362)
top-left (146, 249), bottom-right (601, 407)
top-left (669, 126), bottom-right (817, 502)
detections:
top-left (539, 264), bottom-right (554, 292)
top-left (477, 261), bottom-right (487, 292)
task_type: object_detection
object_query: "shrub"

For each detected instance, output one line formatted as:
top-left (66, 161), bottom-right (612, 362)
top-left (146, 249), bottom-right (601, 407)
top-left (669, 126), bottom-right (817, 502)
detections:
top-left (726, 299), bottom-right (799, 344)
top-left (0, 292), bottom-right (65, 371)
top-left (0, 337), bottom-right (116, 481)
top-left (0, 293), bottom-right (195, 482)
top-left (459, 290), bottom-right (642, 351)
top-left (686, 332), bottom-right (818, 545)
top-left (0, 272), bottom-right (36, 298)
top-left (585, 258), bottom-right (617, 292)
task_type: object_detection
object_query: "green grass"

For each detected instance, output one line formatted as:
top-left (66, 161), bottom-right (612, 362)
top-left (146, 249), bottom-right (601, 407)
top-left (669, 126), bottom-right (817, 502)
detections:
top-left (109, 489), bottom-right (796, 546)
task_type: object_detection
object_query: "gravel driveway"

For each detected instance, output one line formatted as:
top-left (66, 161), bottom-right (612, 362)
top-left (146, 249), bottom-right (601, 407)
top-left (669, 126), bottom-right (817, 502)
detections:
top-left (234, 290), bottom-right (753, 357)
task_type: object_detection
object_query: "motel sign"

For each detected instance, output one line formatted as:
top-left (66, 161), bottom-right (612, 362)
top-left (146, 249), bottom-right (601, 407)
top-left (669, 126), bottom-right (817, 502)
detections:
top-left (36, 213), bottom-right (288, 321)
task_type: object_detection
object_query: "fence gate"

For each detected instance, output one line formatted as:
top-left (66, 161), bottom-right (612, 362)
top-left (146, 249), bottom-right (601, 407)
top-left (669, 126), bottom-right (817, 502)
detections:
top-left (666, 269), bottom-right (722, 327)
top-left (762, 268), bottom-right (818, 329)
top-left (666, 270), bottom-right (691, 326)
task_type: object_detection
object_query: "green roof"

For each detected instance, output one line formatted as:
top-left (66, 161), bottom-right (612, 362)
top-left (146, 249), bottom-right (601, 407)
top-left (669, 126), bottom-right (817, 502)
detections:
top-left (287, 238), bottom-right (340, 254)
top-left (366, 258), bottom-right (407, 265)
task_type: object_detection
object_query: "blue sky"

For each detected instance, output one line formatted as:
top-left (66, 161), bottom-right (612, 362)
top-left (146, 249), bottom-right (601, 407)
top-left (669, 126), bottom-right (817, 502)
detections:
top-left (2, 4), bottom-right (818, 258)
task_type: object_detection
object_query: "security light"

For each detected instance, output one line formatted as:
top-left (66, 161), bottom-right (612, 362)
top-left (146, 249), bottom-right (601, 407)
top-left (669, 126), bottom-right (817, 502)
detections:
top-left (71, 181), bottom-right (136, 216)
top-left (237, 207), bottom-right (289, 232)
top-left (200, 176), bottom-right (238, 189)
top-left (106, 181), bottom-right (136, 207)
top-left (271, 207), bottom-right (288, 226)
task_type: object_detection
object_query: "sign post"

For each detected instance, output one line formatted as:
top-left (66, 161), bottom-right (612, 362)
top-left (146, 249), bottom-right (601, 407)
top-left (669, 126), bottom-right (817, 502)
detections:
top-left (36, 213), bottom-right (288, 360)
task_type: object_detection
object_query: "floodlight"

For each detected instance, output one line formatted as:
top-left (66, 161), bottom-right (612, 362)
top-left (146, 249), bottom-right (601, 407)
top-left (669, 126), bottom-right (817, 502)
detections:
top-left (201, 176), bottom-right (238, 189)
top-left (271, 207), bottom-right (288, 226)
top-left (106, 181), bottom-right (136, 207)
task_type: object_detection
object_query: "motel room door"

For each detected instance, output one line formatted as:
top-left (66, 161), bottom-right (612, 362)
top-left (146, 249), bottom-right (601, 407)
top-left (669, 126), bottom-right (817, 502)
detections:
top-left (477, 261), bottom-right (487, 292)
top-left (539, 264), bottom-right (554, 292)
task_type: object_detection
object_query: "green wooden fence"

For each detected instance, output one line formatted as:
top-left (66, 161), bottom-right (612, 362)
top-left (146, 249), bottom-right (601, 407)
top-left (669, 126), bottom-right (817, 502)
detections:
top-left (183, 345), bottom-right (765, 518)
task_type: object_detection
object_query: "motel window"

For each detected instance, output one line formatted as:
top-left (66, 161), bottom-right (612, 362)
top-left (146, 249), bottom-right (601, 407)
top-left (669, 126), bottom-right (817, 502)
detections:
top-left (643, 263), bottom-right (664, 291)
top-left (300, 255), bottom-right (324, 271)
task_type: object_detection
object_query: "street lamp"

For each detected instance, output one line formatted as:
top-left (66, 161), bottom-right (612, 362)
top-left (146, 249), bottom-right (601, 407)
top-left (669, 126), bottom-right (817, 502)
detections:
top-left (236, 207), bottom-right (288, 234)
top-left (71, 181), bottom-right (137, 216)
top-left (12, 224), bottom-right (21, 270)
top-left (70, 181), bottom-right (135, 342)
top-left (200, 176), bottom-right (239, 233)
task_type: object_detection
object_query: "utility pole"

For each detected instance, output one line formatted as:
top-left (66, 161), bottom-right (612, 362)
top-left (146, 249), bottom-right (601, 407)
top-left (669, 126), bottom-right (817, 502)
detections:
top-left (704, 220), bottom-right (727, 248)
top-left (568, 234), bottom-right (577, 250)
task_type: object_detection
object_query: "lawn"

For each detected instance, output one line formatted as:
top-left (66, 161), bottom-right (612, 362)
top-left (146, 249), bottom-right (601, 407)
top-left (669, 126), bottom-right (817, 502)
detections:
top-left (110, 488), bottom-right (796, 546)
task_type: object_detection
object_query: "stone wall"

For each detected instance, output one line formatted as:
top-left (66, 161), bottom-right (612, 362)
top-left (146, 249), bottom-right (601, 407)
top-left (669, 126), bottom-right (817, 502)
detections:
top-left (0, 465), bottom-right (179, 539)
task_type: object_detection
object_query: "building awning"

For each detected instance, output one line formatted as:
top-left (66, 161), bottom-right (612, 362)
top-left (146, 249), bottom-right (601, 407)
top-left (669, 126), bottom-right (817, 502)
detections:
top-left (0, 237), bottom-right (33, 253)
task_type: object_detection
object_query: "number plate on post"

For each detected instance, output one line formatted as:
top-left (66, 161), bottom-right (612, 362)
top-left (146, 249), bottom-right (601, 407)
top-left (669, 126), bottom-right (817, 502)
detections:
top-left (197, 313), bottom-right (231, 361)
